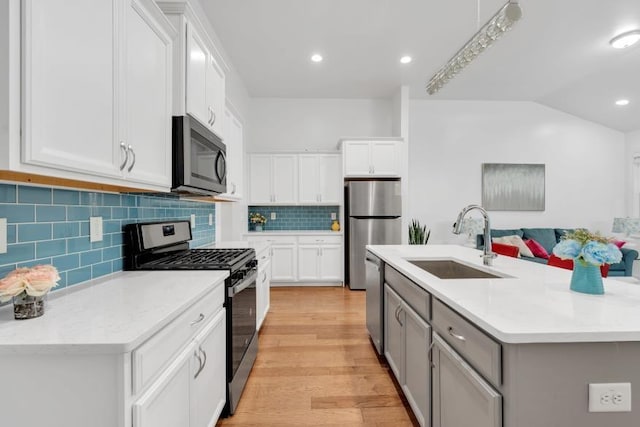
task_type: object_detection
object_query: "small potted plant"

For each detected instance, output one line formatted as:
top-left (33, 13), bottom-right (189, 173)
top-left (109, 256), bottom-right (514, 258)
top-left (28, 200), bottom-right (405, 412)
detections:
top-left (409, 219), bottom-right (430, 245)
top-left (249, 212), bottom-right (267, 232)
top-left (0, 265), bottom-right (61, 319)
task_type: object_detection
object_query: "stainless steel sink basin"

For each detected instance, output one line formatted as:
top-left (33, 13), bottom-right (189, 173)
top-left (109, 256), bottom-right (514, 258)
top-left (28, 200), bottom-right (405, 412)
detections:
top-left (408, 260), bottom-right (505, 279)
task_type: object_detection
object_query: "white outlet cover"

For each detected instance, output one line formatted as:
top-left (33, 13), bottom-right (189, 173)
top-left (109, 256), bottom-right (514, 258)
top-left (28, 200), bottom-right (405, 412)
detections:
top-left (589, 383), bottom-right (632, 412)
top-left (0, 218), bottom-right (7, 254)
top-left (271, 212), bottom-right (276, 220)
top-left (331, 212), bottom-right (337, 220)
top-left (209, 213), bottom-right (213, 226)
top-left (191, 214), bottom-right (196, 229)
top-left (89, 217), bottom-right (103, 243)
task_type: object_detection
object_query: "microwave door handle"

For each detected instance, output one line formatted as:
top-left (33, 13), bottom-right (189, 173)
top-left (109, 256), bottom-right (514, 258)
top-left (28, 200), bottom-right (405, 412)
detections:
top-left (215, 151), bottom-right (227, 183)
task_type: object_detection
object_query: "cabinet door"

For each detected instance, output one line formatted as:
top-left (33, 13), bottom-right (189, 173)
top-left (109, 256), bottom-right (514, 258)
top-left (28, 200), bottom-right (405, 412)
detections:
top-left (298, 245), bottom-right (319, 281)
top-left (206, 55), bottom-right (225, 138)
top-left (370, 141), bottom-right (399, 176)
top-left (319, 244), bottom-right (342, 281)
top-left (122, 0), bottom-right (172, 187)
top-left (432, 333), bottom-right (502, 427)
top-left (272, 155), bottom-right (298, 203)
top-left (271, 244), bottom-right (297, 281)
top-left (256, 259), bottom-right (271, 330)
top-left (133, 345), bottom-right (193, 427)
top-left (403, 304), bottom-right (431, 427)
top-left (298, 155), bottom-right (319, 203)
top-left (343, 141), bottom-right (371, 176)
top-left (384, 285), bottom-right (404, 382)
top-left (222, 109), bottom-right (243, 199)
top-left (249, 154), bottom-right (272, 204)
top-left (186, 24), bottom-right (209, 127)
top-left (318, 155), bottom-right (342, 204)
top-left (191, 310), bottom-right (226, 427)
top-left (22, 0), bottom-right (120, 178)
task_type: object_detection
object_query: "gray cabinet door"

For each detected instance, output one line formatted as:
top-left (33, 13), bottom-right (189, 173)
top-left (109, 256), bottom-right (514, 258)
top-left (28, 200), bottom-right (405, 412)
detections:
top-left (403, 304), bottom-right (431, 427)
top-left (384, 284), bottom-right (403, 382)
top-left (432, 333), bottom-right (502, 427)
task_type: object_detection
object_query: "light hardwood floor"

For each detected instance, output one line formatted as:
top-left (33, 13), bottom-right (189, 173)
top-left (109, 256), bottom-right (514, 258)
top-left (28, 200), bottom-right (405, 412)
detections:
top-left (217, 286), bottom-right (417, 427)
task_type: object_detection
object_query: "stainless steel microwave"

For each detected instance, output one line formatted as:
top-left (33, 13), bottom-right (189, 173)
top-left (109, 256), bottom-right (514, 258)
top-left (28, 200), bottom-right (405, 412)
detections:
top-left (172, 115), bottom-right (227, 196)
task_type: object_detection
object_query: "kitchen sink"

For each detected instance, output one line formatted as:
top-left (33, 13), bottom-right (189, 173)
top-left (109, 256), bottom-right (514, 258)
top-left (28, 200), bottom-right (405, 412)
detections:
top-left (407, 259), bottom-right (505, 279)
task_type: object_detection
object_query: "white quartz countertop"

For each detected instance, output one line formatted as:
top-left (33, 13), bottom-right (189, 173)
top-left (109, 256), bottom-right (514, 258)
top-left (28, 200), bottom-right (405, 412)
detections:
top-left (245, 230), bottom-right (343, 235)
top-left (367, 244), bottom-right (640, 344)
top-left (0, 270), bottom-right (228, 354)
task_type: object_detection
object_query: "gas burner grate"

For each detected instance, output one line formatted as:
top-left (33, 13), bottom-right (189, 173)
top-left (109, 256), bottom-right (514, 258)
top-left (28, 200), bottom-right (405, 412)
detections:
top-left (144, 248), bottom-right (253, 269)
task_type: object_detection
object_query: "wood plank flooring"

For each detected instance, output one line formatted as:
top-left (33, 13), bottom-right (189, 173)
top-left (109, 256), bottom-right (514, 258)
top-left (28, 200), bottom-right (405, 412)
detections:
top-left (217, 286), bottom-right (417, 427)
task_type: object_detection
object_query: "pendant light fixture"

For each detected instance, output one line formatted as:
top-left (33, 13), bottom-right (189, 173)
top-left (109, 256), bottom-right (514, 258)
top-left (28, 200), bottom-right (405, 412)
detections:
top-left (426, 0), bottom-right (523, 95)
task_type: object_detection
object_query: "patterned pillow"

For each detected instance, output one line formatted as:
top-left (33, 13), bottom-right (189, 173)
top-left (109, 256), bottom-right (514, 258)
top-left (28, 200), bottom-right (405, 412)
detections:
top-left (492, 235), bottom-right (534, 258)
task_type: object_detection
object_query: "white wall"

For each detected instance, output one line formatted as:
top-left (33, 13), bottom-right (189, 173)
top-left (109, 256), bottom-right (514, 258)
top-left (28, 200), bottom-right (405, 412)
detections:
top-left (247, 98), bottom-right (392, 151)
top-left (409, 100), bottom-right (626, 244)
top-left (625, 129), bottom-right (640, 216)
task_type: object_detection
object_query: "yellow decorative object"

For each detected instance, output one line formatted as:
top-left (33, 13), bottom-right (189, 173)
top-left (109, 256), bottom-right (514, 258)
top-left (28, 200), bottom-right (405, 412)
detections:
top-left (331, 220), bottom-right (341, 232)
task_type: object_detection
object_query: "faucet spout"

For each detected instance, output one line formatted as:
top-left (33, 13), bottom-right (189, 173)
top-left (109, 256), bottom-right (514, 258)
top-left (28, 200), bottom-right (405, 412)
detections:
top-left (452, 204), bottom-right (496, 266)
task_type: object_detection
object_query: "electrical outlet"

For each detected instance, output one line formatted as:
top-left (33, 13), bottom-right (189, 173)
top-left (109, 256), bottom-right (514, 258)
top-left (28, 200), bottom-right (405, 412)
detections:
top-left (589, 383), bottom-right (632, 412)
top-left (89, 217), bottom-right (103, 243)
top-left (271, 212), bottom-right (276, 220)
top-left (209, 213), bottom-right (213, 226)
top-left (331, 212), bottom-right (337, 220)
top-left (190, 214), bottom-right (196, 229)
top-left (0, 218), bottom-right (7, 254)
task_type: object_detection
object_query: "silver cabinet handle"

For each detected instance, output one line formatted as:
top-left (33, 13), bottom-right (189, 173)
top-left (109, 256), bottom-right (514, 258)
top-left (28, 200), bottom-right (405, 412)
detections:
top-left (200, 347), bottom-right (207, 372)
top-left (127, 145), bottom-right (136, 172)
top-left (263, 272), bottom-right (267, 282)
top-left (371, 166), bottom-right (375, 174)
top-left (193, 349), bottom-right (203, 378)
top-left (448, 326), bottom-right (466, 342)
top-left (119, 142), bottom-right (128, 171)
top-left (208, 107), bottom-right (214, 125)
top-left (394, 305), bottom-right (401, 323)
top-left (211, 111), bottom-right (216, 125)
top-left (397, 307), bottom-right (403, 326)
top-left (190, 313), bottom-right (205, 326)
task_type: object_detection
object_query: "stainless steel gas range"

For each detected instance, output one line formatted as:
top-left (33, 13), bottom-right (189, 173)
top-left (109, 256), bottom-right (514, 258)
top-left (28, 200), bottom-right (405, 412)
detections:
top-left (124, 220), bottom-right (257, 416)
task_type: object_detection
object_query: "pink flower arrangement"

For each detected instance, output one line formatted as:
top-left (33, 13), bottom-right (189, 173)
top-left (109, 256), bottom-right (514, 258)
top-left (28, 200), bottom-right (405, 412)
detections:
top-left (0, 265), bottom-right (60, 302)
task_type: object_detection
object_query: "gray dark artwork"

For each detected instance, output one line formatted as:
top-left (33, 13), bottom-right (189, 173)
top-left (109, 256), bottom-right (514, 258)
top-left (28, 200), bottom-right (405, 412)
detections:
top-left (482, 163), bottom-right (545, 211)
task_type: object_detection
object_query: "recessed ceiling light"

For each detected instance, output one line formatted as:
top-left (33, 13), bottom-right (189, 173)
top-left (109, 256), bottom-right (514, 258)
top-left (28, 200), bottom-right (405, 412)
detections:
top-left (400, 56), bottom-right (413, 64)
top-left (310, 54), bottom-right (323, 63)
top-left (610, 30), bottom-right (640, 49)
top-left (616, 99), bottom-right (630, 106)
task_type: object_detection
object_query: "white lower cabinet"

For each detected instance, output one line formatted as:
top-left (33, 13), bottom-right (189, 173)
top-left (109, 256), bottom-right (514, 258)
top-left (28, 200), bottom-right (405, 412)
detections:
top-left (134, 299), bottom-right (226, 427)
top-left (271, 243), bottom-right (297, 282)
top-left (256, 244), bottom-right (272, 330)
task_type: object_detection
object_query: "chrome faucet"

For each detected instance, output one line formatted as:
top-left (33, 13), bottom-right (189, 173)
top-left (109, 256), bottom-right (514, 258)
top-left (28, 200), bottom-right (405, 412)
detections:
top-left (452, 204), bottom-right (496, 266)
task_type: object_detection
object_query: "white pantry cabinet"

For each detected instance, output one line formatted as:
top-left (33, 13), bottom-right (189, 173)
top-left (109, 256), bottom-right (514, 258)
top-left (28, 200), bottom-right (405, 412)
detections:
top-left (248, 154), bottom-right (298, 204)
top-left (342, 140), bottom-right (401, 177)
top-left (216, 107), bottom-right (244, 201)
top-left (20, 0), bottom-right (174, 190)
top-left (298, 154), bottom-right (342, 204)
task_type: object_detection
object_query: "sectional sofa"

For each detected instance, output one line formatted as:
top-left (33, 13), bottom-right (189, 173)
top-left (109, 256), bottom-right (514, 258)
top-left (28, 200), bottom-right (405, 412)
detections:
top-left (476, 227), bottom-right (638, 277)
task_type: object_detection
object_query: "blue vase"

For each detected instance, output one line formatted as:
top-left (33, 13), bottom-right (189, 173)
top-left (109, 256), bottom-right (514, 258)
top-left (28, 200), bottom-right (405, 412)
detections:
top-left (570, 260), bottom-right (604, 295)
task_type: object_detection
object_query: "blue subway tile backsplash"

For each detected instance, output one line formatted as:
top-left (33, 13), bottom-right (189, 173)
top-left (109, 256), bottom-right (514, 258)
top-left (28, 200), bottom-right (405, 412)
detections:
top-left (248, 205), bottom-right (340, 231)
top-left (0, 183), bottom-right (216, 292)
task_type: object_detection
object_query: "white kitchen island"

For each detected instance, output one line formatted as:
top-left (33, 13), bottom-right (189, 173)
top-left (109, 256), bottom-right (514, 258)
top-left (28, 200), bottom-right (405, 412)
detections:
top-left (0, 270), bottom-right (228, 427)
top-left (367, 244), bottom-right (640, 427)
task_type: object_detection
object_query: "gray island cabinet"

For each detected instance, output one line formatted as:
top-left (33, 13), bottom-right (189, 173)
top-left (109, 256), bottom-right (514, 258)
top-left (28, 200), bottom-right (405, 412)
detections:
top-left (368, 244), bottom-right (640, 427)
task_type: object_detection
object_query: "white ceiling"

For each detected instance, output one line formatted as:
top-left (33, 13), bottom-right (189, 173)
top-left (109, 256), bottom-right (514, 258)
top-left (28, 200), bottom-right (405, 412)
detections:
top-left (201, 0), bottom-right (640, 132)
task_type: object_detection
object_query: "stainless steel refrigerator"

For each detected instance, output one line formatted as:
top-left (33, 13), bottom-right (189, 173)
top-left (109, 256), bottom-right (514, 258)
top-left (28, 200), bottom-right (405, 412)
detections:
top-left (346, 179), bottom-right (402, 290)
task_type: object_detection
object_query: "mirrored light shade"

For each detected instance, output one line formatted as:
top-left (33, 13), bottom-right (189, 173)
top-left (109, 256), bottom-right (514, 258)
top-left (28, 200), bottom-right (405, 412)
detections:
top-left (426, 1), bottom-right (522, 95)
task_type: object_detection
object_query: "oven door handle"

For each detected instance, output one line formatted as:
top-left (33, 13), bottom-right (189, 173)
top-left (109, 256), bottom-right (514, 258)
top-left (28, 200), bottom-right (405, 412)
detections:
top-left (228, 270), bottom-right (258, 297)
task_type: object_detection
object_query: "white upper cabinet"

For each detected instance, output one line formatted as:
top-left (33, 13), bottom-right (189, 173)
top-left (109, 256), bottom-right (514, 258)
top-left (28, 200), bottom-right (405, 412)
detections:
top-left (342, 140), bottom-right (401, 177)
top-left (186, 23), bottom-right (225, 138)
top-left (298, 154), bottom-right (341, 204)
top-left (216, 107), bottom-right (244, 200)
top-left (21, 0), bottom-right (174, 190)
top-left (248, 154), bottom-right (297, 204)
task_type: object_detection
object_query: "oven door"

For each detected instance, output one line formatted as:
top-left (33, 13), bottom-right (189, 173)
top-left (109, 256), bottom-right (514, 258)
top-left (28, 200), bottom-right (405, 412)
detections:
top-left (228, 268), bottom-right (257, 378)
top-left (173, 115), bottom-right (227, 195)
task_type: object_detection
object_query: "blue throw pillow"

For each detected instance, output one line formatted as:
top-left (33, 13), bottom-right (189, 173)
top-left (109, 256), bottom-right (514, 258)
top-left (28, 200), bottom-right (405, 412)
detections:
top-left (522, 228), bottom-right (558, 254)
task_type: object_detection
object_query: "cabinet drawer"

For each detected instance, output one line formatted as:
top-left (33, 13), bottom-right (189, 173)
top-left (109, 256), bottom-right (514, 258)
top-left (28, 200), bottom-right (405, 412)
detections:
top-left (384, 265), bottom-right (430, 322)
top-left (297, 235), bottom-right (342, 245)
top-left (432, 299), bottom-right (501, 387)
top-left (132, 284), bottom-right (225, 395)
top-left (245, 235), bottom-right (297, 244)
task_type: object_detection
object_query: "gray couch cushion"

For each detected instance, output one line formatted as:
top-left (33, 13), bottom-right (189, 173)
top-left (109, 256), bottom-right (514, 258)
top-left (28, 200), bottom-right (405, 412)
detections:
top-left (522, 228), bottom-right (558, 254)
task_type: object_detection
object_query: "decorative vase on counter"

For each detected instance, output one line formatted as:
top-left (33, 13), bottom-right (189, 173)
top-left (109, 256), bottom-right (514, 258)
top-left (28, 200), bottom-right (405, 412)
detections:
top-left (570, 260), bottom-right (604, 295)
top-left (254, 224), bottom-right (263, 232)
top-left (331, 220), bottom-right (340, 232)
top-left (13, 292), bottom-right (46, 320)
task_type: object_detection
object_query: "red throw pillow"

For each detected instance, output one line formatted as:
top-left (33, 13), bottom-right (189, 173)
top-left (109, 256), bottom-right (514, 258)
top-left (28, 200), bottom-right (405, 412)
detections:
top-left (613, 240), bottom-right (626, 249)
top-left (524, 239), bottom-right (550, 259)
top-left (547, 255), bottom-right (610, 278)
top-left (491, 242), bottom-right (519, 258)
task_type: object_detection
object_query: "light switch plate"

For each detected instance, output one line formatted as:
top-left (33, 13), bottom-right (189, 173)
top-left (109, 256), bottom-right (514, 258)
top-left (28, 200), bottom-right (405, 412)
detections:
top-left (191, 214), bottom-right (196, 229)
top-left (589, 383), bottom-right (632, 412)
top-left (89, 217), bottom-right (103, 243)
top-left (0, 218), bottom-right (7, 254)
top-left (331, 212), bottom-right (337, 220)
top-left (209, 213), bottom-right (213, 226)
